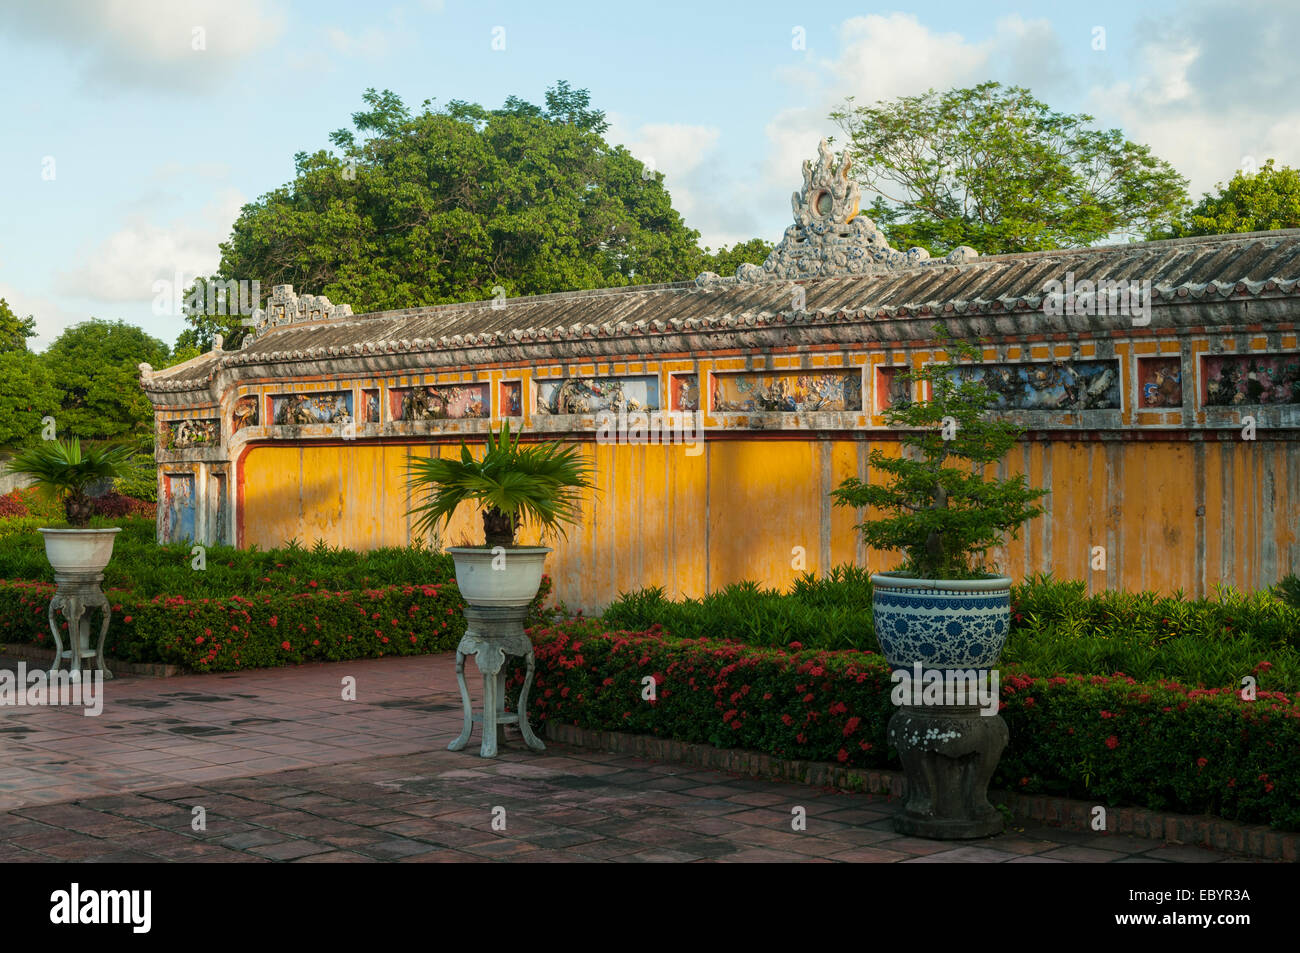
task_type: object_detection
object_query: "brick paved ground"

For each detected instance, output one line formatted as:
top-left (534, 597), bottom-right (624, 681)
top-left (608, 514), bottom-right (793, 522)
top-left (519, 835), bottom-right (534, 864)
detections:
top-left (0, 653), bottom-right (1259, 862)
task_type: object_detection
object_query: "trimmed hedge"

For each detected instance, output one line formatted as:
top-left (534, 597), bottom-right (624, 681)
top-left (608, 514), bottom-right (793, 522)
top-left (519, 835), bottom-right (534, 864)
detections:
top-left (0, 575), bottom-right (555, 671)
top-left (509, 621), bottom-right (1300, 831)
top-left (603, 569), bottom-right (1300, 692)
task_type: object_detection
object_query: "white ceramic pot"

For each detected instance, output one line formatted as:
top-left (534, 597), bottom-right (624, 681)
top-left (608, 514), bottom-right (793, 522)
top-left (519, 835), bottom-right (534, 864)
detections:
top-left (447, 546), bottom-right (552, 608)
top-left (39, 527), bottom-right (122, 575)
top-left (870, 572), bottom-right (1012, 670)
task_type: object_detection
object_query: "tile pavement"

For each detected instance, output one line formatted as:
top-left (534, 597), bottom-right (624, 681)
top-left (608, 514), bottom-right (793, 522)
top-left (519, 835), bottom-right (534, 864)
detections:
top-left (0, 653), bottom-right (1264, 863)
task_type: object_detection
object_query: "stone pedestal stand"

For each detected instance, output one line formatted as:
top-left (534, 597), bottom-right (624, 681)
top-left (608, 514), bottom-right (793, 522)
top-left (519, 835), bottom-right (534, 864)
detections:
top-left (47, 571), bottom-right (114, 680)
top-left (887, 705), bottom-right (1007, 838)
top-left (448, 605), bottom-right (545, 759)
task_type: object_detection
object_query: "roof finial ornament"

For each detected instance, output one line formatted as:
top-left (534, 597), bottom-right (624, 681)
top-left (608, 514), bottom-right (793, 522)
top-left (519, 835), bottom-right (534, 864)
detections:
top-left (733, 138), bottom-right (978, 283)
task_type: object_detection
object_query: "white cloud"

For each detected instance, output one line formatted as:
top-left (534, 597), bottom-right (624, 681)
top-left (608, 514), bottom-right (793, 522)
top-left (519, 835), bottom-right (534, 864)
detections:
top-left (762, 13), bottom-right (1063, 194)
top-left (611, 119), bottom-right (761, 248)
top-left (0, 284), bottom-right (87, 353)
top-left (1087, 1), bottom-right (1300, 199)
top-left (58, 188), bottom-right (247, 306)
top-left (0, 0), bottom-right (287, 92)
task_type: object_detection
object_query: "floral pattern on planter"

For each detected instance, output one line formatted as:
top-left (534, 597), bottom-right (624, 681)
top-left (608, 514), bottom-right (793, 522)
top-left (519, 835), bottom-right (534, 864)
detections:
top-left (872, 580), bottom-right (1011, 670)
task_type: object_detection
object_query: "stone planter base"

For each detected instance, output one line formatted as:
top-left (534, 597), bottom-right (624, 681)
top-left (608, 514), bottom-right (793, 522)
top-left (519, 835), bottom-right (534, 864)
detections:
top-left (888, 705), bottom-right (1008, 839)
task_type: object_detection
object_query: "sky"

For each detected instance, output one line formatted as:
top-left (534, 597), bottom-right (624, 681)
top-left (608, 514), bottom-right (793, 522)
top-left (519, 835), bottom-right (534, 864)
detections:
top-left (1, 0), bottom-right (1297, 351)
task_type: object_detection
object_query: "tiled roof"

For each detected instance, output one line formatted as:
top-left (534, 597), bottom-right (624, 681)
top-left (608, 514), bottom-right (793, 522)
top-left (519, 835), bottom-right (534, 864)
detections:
top-left (141, 229), bottom-right (1300, 393)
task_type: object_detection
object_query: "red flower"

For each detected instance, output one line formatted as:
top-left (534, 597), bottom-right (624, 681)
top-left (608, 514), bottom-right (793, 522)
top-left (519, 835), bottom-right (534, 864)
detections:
top-left (309, 581), bottom-right (318, 588)
top-left (781, 713), bottom-right (793, 727)
top-left (1024, 697), bottom-right (1035, 707)
top-left (195, 636), bottom-right (204, 645)
top-left (842, 716), bottom-right (861, 737)
top-left (836, 748), bottom-right (849, 763)
top-left (1100, 710), bottom-right (1113, 719)
top-left (1105, 735), bottom-right (1119, 750)
top-left (123, 615), bottom-right (133, 623)
top-left (1197, 757), bottom-right (1208, 769)
top-left (280, 641), bottom-right (291, 650)
top-left (269, 615), bottom-right (278, 627)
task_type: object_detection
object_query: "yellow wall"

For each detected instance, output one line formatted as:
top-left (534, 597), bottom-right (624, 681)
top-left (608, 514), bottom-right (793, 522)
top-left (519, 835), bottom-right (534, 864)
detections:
top-left (239, 436), bottom-right (1299, 611)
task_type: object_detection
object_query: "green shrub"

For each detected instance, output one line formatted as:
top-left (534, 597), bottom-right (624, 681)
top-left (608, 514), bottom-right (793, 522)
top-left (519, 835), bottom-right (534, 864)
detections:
top-left (510, 622), bottom-right (1300, 830)
top-left (0, 517), bottom-right (555, 670)
top-left (602, 566), bottom-right (1300, 690)
top-left (602, 566), bottom-right (876, 652)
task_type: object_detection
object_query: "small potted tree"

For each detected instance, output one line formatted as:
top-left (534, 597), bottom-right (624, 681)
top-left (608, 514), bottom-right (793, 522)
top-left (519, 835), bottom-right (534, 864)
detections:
top-left (405, 422), bottom-right (595, 758)
top-left (832, 330), bottom-right (1049, 838)
top-left (405, 421), bottom-right (594, 607)
top-left (6, 437), bottom-right (139, 574)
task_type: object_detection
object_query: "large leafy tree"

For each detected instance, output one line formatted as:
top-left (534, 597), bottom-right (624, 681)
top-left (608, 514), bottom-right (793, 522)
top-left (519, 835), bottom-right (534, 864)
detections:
top-left (40, 320), bottom-right (170, 448)
top-left (1155, 159), bottom-right (1300, 238)
top-left (0, 299), bottom-right (56, 450)
top-left (0, 298), bottom-right (37, 353)
top-left (830, 81), bottom-right (1190, 256)
top-left (186, 82), bottom-right (725, 350)
top-left (0, 351), bottom-right (59, 450)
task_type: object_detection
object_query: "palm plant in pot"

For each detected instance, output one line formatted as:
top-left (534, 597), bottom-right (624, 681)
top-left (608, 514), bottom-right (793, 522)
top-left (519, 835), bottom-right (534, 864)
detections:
top-left (5, 438), bottom-right (140, 575)
top-left (405, 422), bottom-right (594, 608)
top-left (831, 330), bottom-right (1049, 838)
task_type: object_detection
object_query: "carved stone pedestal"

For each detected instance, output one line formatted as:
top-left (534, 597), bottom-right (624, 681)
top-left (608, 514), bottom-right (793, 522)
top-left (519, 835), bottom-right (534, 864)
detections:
top-left (887, 705), bottom-right (1007, 839)
top-left (448, 605), bottom-right (545, 759)
top-left (48, 571), bottom-right (114, 680)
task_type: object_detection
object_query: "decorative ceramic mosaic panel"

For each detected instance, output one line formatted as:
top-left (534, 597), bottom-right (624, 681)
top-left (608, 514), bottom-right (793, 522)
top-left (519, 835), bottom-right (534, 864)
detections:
top-left (1138, 357), bottom-right (1183, 408)
top-left (165, 418), bottom-right (219, 450)
top-left (875, 365), bottom-right (912, 412)
top-left (1202, 353), bottom-right (1300, 406)
top-left (669, 375), bottom-right (700, 412)
top-left (499, 381), bottom-right (523, 417)
top-left (949, 360), bottom-right (1121, 411)
top-left (711, 371), bottom-right (862, 412)
top-left (161, 473), bottom-right (195, 543)
top-left (361, 390), bottom-right (381, 423)
top-left (535, 376), bottom-right (659, 414)
top-left (231, 395), bottom-right (259, 433)
top-left (272, 392), bottom-right (354, 425)
top-left (393, 383), bottom-right (490, 421)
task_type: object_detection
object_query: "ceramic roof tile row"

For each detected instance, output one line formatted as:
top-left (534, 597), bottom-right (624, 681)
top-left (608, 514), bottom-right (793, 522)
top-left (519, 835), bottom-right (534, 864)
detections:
top-left (143, 230), bottom-right (1300, 392)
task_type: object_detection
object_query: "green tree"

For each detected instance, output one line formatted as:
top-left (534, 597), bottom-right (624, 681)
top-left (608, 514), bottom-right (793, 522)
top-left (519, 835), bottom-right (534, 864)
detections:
top-left (831, 331), bottom-right (1049, 579)
top-left (0, 298), bottom-right (37, 353)
top-left (830, 81), bottom-right (1189, 256)
top-left (700, 238), bottom-right (774, 277)
top-left (1155, 159), bottom-right (1300, 238)
top-left (188, 83), bottom-right (710, 350)
top-left (0, 351), bottom-right (60, 449)
top-left (40, 320), bottom-right (170, 447)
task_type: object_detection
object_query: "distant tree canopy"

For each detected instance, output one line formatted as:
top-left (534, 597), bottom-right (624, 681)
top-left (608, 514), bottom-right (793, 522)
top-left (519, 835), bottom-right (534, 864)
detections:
top-left (0, 298), bottom-right (37, 353)
top-left (40, 320), bottom-right (169, 449)
top-left (831, 81), bottom-right (1191, 256)
top-left (185, 82), bottom-right (770, 350)
top-left (1154, 159), bottom-right (1300, 239)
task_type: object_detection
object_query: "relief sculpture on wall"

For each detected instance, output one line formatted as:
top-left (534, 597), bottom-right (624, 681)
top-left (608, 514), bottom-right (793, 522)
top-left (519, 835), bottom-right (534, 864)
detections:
top-left (951, 360), bottom-right (1121, 411)
top-left (165, 418), bottom-right (219, 450)
top-left (535, 377), bottom-right (659, 415)
top-left (273, 392), bottom-right (353, 425)
top-left (397, 383), bottom-right (489, 420)
top-left (231, 395), bottom-right (259, 433)
top-left (1203, 354), bottom-right (1300, 406)
top-left (712, 371), bottom-right (862, 412)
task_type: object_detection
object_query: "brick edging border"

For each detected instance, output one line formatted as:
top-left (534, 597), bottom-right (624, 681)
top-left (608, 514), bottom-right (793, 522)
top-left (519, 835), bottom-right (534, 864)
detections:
top-left (0, 644), bottom-right (183, 678)
top-left (544, 723), bottom-right (1298, 862)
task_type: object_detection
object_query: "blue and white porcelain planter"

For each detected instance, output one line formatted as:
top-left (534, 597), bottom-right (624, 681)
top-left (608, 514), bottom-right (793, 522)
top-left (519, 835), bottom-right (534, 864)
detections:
top-left (870, 572), bottom-right (1012, 670)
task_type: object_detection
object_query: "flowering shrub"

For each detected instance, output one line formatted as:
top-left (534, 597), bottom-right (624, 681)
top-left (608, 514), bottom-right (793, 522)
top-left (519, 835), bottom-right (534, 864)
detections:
top-left (0, 575), bottom-right (554, 672)
top-left (511, 622), bottom-right (1300, 831)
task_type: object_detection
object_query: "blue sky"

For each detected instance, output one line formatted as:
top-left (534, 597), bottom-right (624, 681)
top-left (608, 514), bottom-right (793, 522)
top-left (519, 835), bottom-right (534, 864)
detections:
top-left (1, 0), bottom-right (1295, 350)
